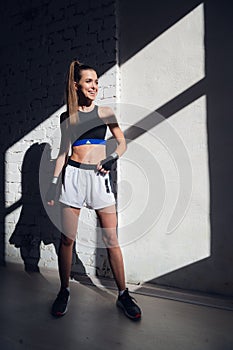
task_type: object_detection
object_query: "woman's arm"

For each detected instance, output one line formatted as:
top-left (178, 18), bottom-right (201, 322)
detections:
top-left (99, 106), bottom-right (127, 157)
top-left (53, 112), bottom-right (71, 177)
top-left (46, 113), bottom-right (70, 205)
top-left (97, 106), bottom-right (126, 173)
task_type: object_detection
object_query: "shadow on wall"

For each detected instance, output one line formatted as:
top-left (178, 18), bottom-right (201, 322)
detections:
top-left (7, 142), bottom-right (89, 276)
top-left (118, 0), bottom-right (233, 296)
top-left (8, 143), bottom-right (60, 272)
top-left (117, 0), bottom-right (202, 65)
top-left (148, 0), bottom-right (233, 296)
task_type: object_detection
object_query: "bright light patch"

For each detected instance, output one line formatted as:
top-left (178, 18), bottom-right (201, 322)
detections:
top-left (120, 4), bottom-right (204, 111)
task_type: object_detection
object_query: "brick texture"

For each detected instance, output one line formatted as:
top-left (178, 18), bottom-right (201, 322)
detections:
top-left (1, 0), bottom-right (117, 277)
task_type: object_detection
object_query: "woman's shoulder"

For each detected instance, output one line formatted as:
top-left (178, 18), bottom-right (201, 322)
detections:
top-left (60, 111), bottom-right (69, 123)
top-left (97, 105), bottom-right (118, 125)
top-left (98, 105), bottom-right (115, 118)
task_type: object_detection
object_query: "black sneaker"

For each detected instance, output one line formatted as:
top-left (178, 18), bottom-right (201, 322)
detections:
top-left (116, 289), bottom-right (141, 320)
top-left (51, 288), bottom-right (70, 317)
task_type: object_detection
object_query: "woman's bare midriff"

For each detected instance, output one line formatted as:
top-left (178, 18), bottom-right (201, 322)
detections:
top-left (70, 144), bottom-right (106, 164)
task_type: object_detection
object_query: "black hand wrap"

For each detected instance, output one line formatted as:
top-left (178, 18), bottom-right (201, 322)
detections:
top-left (46, 183), bottom-right (57, 202)
top-left (100, 153), bottom-right (119, 171)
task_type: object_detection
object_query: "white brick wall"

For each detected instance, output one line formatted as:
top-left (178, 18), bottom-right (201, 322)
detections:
top-left (2, 0), bottom-right (117, 276)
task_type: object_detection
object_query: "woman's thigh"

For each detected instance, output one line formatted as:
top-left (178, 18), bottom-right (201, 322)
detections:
top-left (61, 205), bottom-right (81, 240)
top-left (96, 205), bottom-right (119, 247)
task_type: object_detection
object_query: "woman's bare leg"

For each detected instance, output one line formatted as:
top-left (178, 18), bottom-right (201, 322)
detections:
top-left (59, 205), bottom-right (80, 289)
top-left (96, 205), bottom-right (126, 292)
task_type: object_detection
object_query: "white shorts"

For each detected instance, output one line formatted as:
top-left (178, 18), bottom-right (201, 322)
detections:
top-left (59, 159), bottom-right (116, 209)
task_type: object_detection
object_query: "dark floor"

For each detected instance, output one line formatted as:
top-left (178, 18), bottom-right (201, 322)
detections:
top-left (1, 263), bottom-right (233, 350)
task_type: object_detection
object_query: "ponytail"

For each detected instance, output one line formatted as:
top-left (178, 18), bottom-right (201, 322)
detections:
top-left (66, 60), bottom-right (96, 126)
top-left (66, 60), bottom-right (80, 125)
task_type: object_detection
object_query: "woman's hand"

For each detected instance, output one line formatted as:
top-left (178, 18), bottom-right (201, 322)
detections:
top-left (46, 182), bottom-right (57, 206)
top-left (96, 160), bottom-right (110, 174)
top-left (97, 152), bottom-right (119, 173)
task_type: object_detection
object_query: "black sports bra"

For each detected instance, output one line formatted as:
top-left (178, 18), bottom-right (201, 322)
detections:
top-left (71, 105), bottom-right (107, 147)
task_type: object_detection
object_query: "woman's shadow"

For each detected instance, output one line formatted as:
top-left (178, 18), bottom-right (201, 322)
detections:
top-left (9, 143), bottom-right (60, 272)
top-left (9, 143), bottom-right (93, 292)
top-left (9, 142), bottom-right (86, 275)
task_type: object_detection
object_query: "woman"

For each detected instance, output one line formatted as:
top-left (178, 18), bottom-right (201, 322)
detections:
top-left (46, 60), bottom-right (141, 320)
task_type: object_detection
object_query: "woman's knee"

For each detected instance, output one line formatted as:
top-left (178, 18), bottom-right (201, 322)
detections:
top-left (102, 232), bottom-right (119, 248)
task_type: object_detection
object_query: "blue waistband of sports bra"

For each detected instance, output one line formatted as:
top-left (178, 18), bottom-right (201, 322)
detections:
top-left (72, 139), bottom-right (106, 147)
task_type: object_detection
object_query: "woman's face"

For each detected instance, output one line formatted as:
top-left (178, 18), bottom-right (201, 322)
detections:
top-left (76, 69), bottom-right (98, 101)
